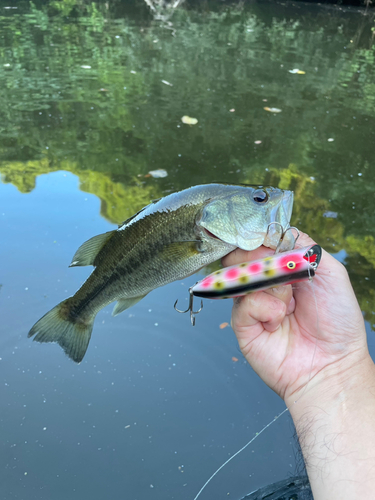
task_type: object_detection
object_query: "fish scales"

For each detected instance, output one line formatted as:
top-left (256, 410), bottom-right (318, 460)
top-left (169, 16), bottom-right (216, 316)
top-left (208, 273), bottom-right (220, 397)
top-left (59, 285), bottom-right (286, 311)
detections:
top-left (28, 183), bottom-right (294, 362)
top-left (80, 213), bottom-right (199, 302)
top-left (72, 201), bottom-right (223, 314)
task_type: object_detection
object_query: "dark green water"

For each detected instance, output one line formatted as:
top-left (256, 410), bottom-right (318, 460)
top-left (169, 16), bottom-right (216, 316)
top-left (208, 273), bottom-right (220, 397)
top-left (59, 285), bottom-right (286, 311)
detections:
top-left (1, 1), bottom-right (374, 499)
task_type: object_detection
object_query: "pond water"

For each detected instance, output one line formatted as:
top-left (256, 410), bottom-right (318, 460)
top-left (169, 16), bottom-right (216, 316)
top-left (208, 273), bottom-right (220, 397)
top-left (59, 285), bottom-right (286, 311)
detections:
top-left (1, 1), bottom-right (375, 499)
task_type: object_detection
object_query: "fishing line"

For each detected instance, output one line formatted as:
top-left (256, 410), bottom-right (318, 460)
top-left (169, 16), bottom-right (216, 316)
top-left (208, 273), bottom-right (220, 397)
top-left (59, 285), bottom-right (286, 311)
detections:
top-left (193, 245), bottom-right (321, 500)
top-left (192, 408), bottom-right (290, 500)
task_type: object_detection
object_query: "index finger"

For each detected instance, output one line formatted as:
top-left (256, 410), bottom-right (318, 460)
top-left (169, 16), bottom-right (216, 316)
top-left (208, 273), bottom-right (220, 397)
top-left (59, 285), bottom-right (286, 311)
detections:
top-left (222, 245), bottom-right (273, 268)
top-left (222, 231), bottom-right (317, 268)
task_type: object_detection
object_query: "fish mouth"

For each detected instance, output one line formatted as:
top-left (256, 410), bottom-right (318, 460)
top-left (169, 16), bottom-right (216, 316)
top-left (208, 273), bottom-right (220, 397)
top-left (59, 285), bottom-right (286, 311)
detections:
top-left (203, 228), bottom-right (221, 240)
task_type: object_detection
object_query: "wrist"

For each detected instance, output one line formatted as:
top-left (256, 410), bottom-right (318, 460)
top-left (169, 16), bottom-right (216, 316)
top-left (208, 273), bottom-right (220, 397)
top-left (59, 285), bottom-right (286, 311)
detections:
top-left (286, 352), bottom-right (375, 499)
top-left (286, 349), bottom-right (375, 419)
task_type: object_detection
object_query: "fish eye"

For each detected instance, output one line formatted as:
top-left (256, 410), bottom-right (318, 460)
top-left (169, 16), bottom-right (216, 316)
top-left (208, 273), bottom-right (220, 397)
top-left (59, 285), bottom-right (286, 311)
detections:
top-left (287, 261), bottom-right (296, 269)
top-left (253, 189), bottom-right (268, 204)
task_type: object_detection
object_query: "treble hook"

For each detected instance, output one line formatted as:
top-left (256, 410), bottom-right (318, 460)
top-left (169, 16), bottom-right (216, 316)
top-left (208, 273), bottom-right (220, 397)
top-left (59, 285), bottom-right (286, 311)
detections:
top-left (266, 222), bottom-right (300, 254)
top-left (174, 287), bottom-right (203, 326)
top-left (275, 226), bottom-right (300, 253)
top-left (266, 221), bottom-right (284, 236)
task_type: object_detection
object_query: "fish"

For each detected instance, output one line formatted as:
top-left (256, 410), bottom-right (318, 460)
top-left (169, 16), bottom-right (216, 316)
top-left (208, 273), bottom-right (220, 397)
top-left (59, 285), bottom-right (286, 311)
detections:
top-left (191, 244), bottom-right (322, 300)
top-left (28, 183), bottom-right (294, 363)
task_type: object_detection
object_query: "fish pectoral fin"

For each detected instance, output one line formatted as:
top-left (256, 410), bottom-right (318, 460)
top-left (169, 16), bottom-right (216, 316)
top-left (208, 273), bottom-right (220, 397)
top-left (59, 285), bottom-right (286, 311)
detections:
top-left (161, 241), bottom-right (203, 260)
top-left (112, 295), bottom-right (147, 317)
top-left (69, 231), bottom-right (115, 267)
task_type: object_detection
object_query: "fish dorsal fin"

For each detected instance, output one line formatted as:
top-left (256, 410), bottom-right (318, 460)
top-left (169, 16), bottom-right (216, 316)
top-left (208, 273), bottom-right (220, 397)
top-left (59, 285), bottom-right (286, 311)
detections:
top-left (118, 211), bottom-right (143, 228)
top-left (117, 199), bottom-right (161, 228)
top-left (69, 231), bottom-right (114, 267)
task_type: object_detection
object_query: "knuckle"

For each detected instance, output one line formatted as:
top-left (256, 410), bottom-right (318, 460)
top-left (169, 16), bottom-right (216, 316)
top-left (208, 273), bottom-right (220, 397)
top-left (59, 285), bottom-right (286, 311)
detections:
top-left (269, 298), bottom-right (286, 322)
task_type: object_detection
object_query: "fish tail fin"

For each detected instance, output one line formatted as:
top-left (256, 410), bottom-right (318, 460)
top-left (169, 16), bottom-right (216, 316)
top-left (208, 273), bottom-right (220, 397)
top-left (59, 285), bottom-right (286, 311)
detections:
top-left (28, 299), bottom-right (94, 363)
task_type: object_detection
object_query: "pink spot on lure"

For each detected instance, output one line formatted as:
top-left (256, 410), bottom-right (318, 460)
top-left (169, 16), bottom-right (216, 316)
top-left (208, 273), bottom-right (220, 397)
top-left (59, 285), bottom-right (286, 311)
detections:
top-left (248, 263), bottom-right (262, 274)
top-left (201, 277), bottom-right (214, 288)
top-left (225, 268), bottom-right (240, 280)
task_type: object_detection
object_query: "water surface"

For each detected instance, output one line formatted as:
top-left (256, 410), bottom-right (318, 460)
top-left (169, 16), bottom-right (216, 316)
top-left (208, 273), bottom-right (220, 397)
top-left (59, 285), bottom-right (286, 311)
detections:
top-left (1, 1), bottom-right (375, 499)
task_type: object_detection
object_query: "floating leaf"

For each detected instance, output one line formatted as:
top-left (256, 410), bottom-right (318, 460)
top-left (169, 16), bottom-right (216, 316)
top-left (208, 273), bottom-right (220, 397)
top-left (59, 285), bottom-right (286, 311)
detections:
top-left (264, 107), bottom-right (282, 113)
top-left (148, 169), bottom-right (168, 178)
top-left (289, 68), bottom-right (305, 74)
top-left (181, 115), bottom-right (198, 125)
top-left (220, 322), bottom-right (229, 329)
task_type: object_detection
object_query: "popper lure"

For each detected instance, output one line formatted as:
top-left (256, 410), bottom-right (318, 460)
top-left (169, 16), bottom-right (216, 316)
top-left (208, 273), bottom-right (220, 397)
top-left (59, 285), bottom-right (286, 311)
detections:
top-left (193, 244), bottom-right (321, 299)
top-left (174, 244), bottom-right (322, 325)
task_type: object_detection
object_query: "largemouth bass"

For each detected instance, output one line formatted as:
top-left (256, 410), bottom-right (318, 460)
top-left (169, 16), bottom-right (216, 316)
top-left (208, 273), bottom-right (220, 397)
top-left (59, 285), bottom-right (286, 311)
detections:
top-left (28, 183), bottom-right (294, 363)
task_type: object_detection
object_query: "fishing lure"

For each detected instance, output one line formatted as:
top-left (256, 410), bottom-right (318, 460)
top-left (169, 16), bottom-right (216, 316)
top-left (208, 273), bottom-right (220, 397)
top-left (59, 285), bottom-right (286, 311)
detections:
top-left (192, 244), bottom-right (321, 299)
top-left (175, 244), bottom-right (322, 325)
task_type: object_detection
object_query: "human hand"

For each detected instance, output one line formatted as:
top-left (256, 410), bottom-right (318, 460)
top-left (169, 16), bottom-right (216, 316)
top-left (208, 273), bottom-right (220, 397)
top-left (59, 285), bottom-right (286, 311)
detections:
top-left (222, 231), bottom-right (368, 405)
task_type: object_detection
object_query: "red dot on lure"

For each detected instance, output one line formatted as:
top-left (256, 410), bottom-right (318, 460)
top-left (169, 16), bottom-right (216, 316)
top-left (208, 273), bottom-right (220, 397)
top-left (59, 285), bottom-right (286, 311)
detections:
top-left (303, 253), bottom-right (317, 263)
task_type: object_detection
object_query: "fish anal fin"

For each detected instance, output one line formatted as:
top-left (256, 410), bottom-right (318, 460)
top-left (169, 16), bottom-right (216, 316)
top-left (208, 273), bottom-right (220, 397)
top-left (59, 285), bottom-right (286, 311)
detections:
top-left (69, 231), bottom-right (114, 267)
top-left (112, 295), bottom-right (147, 317)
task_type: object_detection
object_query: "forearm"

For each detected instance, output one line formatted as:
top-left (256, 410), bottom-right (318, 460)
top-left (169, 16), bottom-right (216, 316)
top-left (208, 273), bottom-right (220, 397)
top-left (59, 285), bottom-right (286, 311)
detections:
top-left (288, 354), bottom-right (375, 500)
